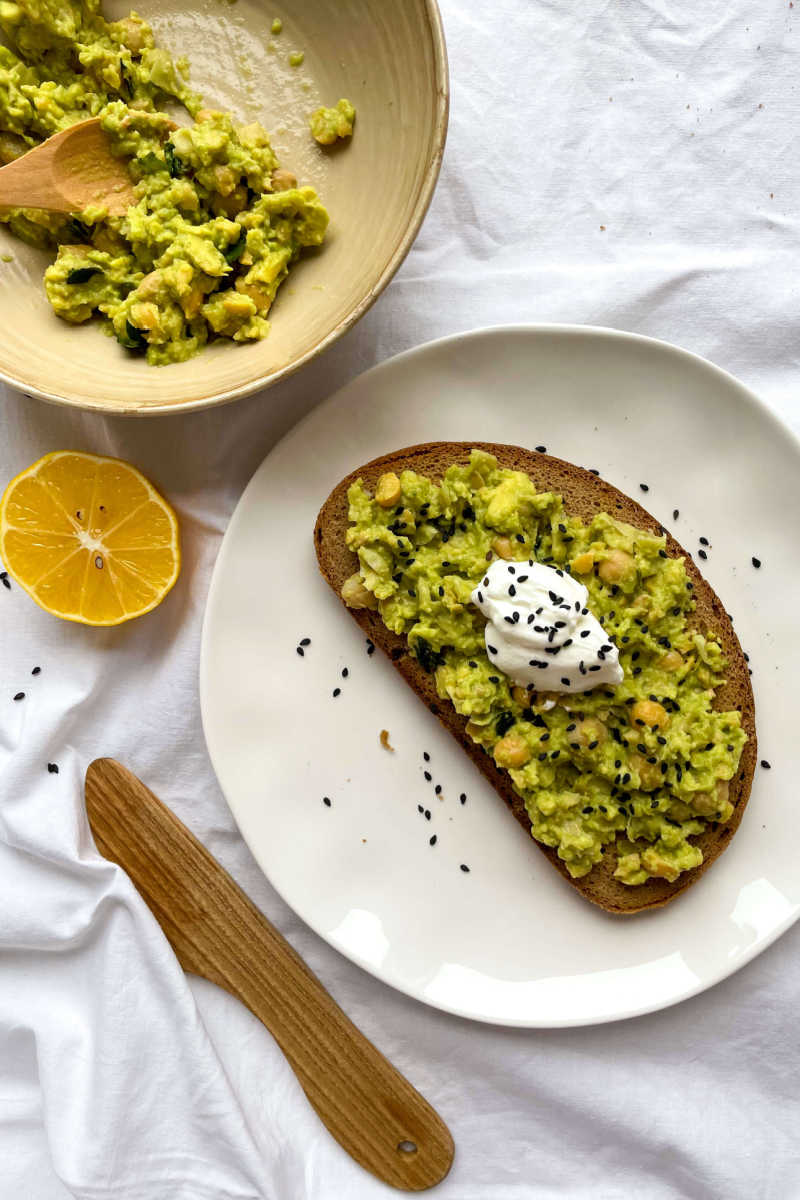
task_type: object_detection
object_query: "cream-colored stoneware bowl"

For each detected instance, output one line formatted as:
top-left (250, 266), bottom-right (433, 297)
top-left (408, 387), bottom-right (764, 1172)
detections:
top-left (0, 0), bottom-right (448, 414)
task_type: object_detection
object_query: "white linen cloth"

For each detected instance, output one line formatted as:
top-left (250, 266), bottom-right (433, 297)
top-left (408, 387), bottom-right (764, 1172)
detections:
top-left (2, 2), bottom-right (800, 1196)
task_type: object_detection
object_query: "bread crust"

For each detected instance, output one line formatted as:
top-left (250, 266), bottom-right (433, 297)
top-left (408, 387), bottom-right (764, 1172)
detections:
top-left (314, 443), bottom-right (757, 914)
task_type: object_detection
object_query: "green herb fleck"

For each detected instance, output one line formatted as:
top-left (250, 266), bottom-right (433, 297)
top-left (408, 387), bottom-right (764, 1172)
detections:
top-left (66, 266), bottom-right (102, 285)
top-left (116, 319), bottom-right (147, 352)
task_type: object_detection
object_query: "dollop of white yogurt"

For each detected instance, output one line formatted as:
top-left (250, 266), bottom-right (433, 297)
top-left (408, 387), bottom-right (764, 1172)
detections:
top-left (470, 560), bottom-right (624, 694)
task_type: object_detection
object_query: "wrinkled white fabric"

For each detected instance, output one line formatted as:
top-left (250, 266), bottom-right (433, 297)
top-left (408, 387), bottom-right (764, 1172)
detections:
top-left (2, 2), bottom-right (800, 1197)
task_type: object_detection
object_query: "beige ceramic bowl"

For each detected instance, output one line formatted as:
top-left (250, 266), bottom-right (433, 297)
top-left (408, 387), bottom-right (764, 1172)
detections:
top-left (0, 0), bottom-right (448, 414)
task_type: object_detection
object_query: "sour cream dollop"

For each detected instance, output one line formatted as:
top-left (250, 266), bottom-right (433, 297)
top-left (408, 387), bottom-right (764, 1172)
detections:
top-left (470, 560), bottom-right (624, 694)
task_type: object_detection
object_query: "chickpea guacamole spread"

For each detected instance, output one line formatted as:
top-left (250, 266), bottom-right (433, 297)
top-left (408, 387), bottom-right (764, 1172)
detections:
top-left (343, 451), bottom-right (748, 886)
top-left (0, 0), bottom-right (331, 364)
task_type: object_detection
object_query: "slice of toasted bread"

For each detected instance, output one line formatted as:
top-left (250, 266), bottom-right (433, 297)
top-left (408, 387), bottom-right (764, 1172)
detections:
top-left (314, 443), bottom-right (757, 914)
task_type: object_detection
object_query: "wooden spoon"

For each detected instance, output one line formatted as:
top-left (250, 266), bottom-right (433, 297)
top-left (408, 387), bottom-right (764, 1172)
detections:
top-left (84, 759), bottom-right (455, 1192)
top-left (0, 119), bottom-right (135, 216)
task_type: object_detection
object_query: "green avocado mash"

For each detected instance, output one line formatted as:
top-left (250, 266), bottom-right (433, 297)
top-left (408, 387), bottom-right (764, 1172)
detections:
top-left (343, 450), bottom-right (748, 886)
top-left (0, 0), bottom-right (329, 364)
top-left (309, 99), bottom-right (355, 146)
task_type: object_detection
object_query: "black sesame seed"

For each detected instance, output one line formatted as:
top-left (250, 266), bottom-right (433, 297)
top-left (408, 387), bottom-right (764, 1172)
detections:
top-left (698, 549), bottom-right (707, 560)
top-left (516, 533), bottom-right (525, 543)
top-left (535, 445), bottom-right (546, 453)
top-left (435, 784), bottom-right (442, 795)
top-left (460, 863), bottom-right (470, 872)
top-left (332, 688), bottom-right (341, 697)
top-left (752, 557), bottom-right (761, 569)
top-left (425, 809), bottom-right (431, 820)
top-left (761, 759), bottom-right (771, 769)
top-left (32, 666), bottom-right (41, 676)
top-left (418, 804), bottom-right (424, 813)
top-left (561, 677), bottom-right (571, 686)
top-left (47, 762), bottom-right (59, 774)
top-left (639, 483), bottom-right (649, 493)
top-left (296, 647), bottom-right (305, 656)
top-left (588, 739), bottom-right (599, 750)
top-left (424, 770), bottom-right (432, 781)
top-left (488, 645), bottom-right (498, 655)
top-left (423, 751), bottom-right (430, 762)
top-left (429, 835), bottom-right (438, 846)
top-left (1, 575), bottom-right (10, 590)
top-left (538, 752), bottom-right (547, 761)
top-left (673, 509), bottom-right (679, 520)
top-left (460, 792), bottom-right (467, 804)
top-left (699, 537), bottom-right (709, 546)
top-left (13, 692), bottom-right (24, 701)
top-left (300, 637), bottom-right (311, 646)
top-left (341, 667), bottom-right (349, 678)
top-left (322, 796), bottom-right (332, 807)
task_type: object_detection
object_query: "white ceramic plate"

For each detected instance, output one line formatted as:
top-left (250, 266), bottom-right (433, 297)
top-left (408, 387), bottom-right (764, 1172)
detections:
top-left (200, 325), bottom-right (799, 1027)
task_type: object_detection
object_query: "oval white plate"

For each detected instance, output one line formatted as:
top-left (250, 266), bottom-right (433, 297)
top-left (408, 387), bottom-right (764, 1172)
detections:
top-left (200, 325), bottom-right (798, 1027)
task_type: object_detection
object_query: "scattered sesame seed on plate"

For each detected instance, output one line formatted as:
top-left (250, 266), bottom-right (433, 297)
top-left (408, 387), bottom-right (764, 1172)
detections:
top-left (47, 763), bottom-right (59, 774)
top-left (672, 509), bottom-right (679, 520)
top-left (752, 557), bottom-right (762, 568)
top-left (639, 483), bottom-right (649, 492)
top-left (424, 770), bottom-right (432, 781)
top-left (32, 666), bottom-right (41, 675)
top-left (699, 536), bottom-right (709, 546)
top-left (698, 549), bottom-right (707, 560)
top-left (761, 759), bottom-right (771, 769)
top-left (299, 638), bottom-right (311, 646)
top-left (322, 796), bottom-right (332, 807)
top-left (429, 835), bottom-right (437, 846)
top-left (341, 667), bottom-right (349, 678)
top-left (332, 687), bottom-right (341, 698)
top-left (13, 692), bottom-right (24, 701)
top-left (535, 445), bottom-right (546, 453)
top-left (296, 646), bottom-right (305, 656)
top-left (423, 751), bottom-right (430, 762)
top-left (460, 863), bottom-right (470, 873)
top-left (460, 793), bottom-right (467, 804)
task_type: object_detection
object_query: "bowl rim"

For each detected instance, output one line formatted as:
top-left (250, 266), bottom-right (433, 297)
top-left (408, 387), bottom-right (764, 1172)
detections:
top-left (1, 0), bottom-right (450, 417)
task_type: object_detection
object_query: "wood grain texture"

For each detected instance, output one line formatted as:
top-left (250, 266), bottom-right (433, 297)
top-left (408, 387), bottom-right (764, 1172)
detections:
top-left (0, 120), bottom-right (135, 215)
top-left (314, 441), bottom-right (757, 915)
top-left (84, 758), bottom-right (454, 1192)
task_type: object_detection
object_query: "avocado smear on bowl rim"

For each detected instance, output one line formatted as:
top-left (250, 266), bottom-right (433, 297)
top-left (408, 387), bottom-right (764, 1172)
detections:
top-left (0, 0), bottom-right (346, 365)
top-left (342, 450), bottom-right (748, 887)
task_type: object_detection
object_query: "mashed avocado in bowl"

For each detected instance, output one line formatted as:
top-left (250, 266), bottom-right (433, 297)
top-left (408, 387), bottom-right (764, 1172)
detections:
top-left (343, 450), bottom-right (749, 887)
top-left (0, 0), bottom-right (335, 364)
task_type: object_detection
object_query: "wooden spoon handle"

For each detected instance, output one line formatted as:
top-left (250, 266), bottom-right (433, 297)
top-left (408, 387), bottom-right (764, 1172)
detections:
top-left (84, 759), bottom-right (454, 1192)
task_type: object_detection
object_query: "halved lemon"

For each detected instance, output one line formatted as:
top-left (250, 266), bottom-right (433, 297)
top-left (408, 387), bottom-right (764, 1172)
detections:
top-left (0, 451), bottom-right (181, 626)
